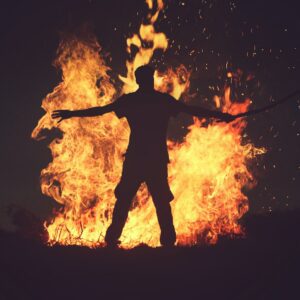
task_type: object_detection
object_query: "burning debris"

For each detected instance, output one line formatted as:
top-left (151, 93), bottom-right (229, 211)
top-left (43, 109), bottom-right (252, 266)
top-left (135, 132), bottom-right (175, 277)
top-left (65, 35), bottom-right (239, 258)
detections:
top-left (31, 0), bottom-right (265, 248)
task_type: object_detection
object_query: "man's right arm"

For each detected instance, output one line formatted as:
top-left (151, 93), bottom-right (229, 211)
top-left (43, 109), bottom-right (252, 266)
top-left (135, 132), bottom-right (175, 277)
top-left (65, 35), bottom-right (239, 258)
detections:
top-left (51, 103), bottom-right (116, 122)
top-left (51, 96), bottom-right (126, 123)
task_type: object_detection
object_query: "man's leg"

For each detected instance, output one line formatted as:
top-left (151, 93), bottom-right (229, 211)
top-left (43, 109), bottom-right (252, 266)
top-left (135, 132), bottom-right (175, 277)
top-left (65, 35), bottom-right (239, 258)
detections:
top-left (105, 160), bottom-right (141, 246)
top-left (105, 195), bottom-right (133, 246)
top-left (147, 165), bottom-right (176, 246)
top-left (152, 198), bottom-right (176, 246)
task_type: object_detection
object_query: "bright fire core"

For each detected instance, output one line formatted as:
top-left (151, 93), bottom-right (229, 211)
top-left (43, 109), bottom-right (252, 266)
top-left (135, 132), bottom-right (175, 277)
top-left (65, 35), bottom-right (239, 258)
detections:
top-left (32, 0), bottom-right (265, 248)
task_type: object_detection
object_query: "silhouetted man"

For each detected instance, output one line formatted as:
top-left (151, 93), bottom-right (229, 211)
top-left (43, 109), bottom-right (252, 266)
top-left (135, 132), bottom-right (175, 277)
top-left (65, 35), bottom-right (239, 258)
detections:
top-left (52, 65), bottom-right (235, 247)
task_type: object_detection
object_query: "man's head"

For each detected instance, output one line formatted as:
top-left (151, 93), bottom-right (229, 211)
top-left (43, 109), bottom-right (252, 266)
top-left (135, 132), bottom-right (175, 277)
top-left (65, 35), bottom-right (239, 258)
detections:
top-left (135, 65), bottom-right (155, 90)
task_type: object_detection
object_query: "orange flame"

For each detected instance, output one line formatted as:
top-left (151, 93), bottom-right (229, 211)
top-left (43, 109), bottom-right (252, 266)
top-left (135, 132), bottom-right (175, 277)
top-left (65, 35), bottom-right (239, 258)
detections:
top-left (32, 0), bottom-right (265, 248)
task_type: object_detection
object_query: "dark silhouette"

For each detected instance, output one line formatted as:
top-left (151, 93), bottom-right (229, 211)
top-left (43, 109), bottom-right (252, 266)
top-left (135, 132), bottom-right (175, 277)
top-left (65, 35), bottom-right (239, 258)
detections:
top-left (52, 65), bottom-right (235, 247)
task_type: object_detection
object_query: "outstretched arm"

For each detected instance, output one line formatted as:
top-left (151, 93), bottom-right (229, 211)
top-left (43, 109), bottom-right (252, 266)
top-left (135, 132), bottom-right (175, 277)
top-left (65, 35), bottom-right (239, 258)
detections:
top-left (51, 103), bottom-right (116, 123)
top-left (180, 103), bottom-right (236, 123)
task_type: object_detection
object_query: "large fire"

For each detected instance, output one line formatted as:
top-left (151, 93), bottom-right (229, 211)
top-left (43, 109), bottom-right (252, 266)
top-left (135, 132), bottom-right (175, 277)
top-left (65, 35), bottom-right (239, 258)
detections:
top-left (32, 0), bottom-right (265, 248)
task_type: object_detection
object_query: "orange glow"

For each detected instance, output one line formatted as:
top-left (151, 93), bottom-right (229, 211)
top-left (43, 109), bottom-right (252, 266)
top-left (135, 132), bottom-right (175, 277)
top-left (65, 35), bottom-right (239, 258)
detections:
top-left (32, 0), bottom-right (265, 248)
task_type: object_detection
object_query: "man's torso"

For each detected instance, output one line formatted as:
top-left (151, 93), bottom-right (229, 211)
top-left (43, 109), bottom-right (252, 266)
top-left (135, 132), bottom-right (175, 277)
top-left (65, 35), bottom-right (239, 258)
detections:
top-left (114, 90), bottom-right (181, 163)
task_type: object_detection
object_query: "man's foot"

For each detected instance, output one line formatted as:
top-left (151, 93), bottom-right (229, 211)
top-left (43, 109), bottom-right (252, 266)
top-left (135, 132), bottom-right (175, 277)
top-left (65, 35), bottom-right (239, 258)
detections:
top-left (105, 240), bottom-right (121, 249)
top-left (161, 241), bottom-right (175, 248)
top-left (160, 230), bottom-right (176, 248)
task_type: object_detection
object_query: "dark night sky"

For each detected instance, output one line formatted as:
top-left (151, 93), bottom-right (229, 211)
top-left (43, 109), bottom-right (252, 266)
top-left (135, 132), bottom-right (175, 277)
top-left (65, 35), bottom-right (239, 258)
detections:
top-left (0, 0), bottom-right (299, 230)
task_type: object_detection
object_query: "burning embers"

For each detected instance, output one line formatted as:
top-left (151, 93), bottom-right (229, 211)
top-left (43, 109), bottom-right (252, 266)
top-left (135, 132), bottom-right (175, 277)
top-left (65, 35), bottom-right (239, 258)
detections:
top-left (31, 0), bottom-right (265, 248)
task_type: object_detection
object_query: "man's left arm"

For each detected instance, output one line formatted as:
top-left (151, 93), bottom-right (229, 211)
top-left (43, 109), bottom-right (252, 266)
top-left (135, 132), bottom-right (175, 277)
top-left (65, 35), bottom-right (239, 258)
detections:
top-left (182, 104), bottom-right (235, 122)
top-left (169, 96), bottom-right (235, 122)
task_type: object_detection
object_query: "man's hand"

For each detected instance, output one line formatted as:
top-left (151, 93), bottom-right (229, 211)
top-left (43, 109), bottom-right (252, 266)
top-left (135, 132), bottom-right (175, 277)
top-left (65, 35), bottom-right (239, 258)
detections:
top-left (51, 110), bottom-right (74, 123)
top-left (217, 113), bottom-right (236, 123)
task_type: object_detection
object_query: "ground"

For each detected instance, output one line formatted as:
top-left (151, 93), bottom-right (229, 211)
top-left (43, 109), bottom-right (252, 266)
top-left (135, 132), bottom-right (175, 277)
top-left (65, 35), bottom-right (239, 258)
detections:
top-left (0, 210), bottom-right (299, 300)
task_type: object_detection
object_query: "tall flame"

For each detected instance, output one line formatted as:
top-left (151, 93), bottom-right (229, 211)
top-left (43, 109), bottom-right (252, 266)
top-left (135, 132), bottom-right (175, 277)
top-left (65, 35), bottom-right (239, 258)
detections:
top-left (32, 0), bottom-right (265, 248)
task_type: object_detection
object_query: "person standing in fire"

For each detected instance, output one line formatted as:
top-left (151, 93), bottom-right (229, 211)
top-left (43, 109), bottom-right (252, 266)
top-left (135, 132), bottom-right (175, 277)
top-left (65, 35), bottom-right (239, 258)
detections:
top-left (52, 65), bottom-right (236, 247)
